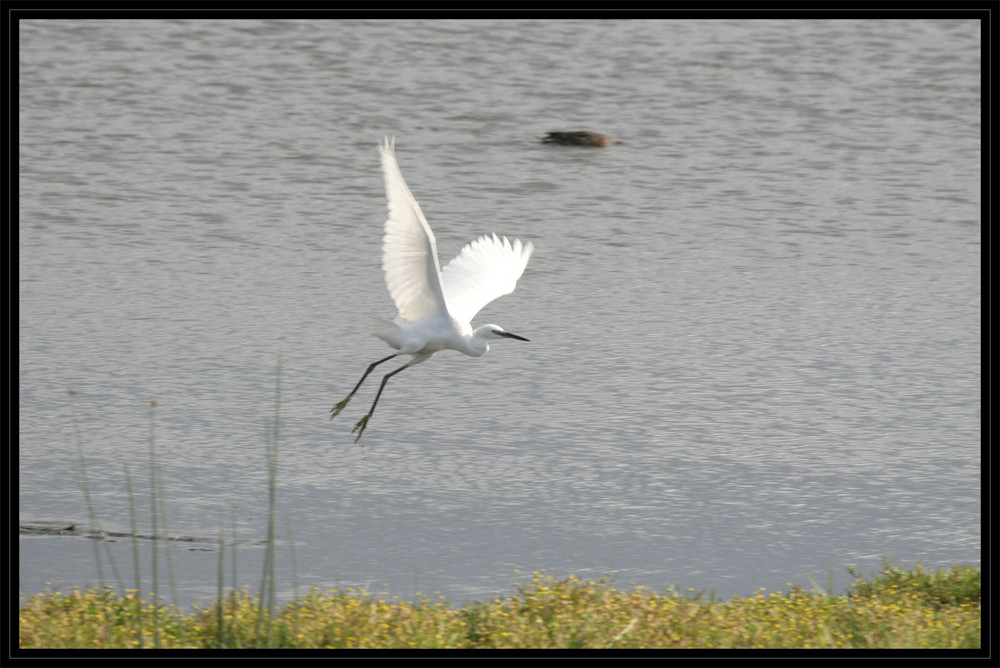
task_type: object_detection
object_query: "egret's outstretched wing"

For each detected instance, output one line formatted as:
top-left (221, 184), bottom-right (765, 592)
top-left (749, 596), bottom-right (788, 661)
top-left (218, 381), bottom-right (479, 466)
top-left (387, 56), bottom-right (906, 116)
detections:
top-left (378, 136), bottom-right (449, 323)
top-left (440, 233), bottom-right (534, 325)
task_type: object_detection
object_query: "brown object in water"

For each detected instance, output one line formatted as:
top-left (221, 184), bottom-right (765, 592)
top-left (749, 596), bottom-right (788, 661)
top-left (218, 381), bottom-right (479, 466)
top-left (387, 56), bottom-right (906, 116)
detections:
top-left (541, 131), bottom-right (626, 147)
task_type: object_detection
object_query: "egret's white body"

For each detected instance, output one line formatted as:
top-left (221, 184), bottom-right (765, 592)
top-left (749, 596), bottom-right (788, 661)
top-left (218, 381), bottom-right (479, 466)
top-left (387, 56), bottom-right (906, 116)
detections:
top-left (331, 137), bottom-right (534, 441)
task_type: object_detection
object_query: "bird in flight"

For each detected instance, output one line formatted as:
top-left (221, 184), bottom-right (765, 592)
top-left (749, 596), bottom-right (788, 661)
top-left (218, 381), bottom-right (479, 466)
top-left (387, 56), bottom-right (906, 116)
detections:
top-left (331, 136), bottom-right (534, 442)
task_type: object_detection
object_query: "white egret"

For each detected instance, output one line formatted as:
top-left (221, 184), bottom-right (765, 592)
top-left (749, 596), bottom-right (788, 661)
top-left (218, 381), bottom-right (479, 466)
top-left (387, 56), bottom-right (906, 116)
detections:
top-left (331, 136), bottom-right (534, 442)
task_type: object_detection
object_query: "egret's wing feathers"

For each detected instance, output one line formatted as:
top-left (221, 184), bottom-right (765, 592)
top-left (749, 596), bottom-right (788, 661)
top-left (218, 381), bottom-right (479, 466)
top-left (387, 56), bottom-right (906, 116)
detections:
top-left (378, 136), bottom-right (449, 323)
top-left (441, 233), bottom-right (534, 325)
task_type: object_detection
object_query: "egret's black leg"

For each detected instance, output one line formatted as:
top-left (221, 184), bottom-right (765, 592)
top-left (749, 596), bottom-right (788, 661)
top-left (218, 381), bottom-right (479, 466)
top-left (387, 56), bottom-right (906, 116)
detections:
top-left (330, 354), bottom-right (399, 419)
top-left (351, 361), bottom-right (414, 442)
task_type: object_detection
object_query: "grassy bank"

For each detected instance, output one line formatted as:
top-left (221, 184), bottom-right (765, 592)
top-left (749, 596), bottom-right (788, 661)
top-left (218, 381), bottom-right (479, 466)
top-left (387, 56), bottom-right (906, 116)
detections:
top-left (30, 378), bottom-right (977, 649)
top-left (19, 561), bottom-right (980, 649)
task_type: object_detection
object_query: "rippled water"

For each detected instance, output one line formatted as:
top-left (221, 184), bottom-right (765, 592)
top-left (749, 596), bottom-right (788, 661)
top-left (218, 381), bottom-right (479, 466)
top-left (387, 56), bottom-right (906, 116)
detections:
top-left (19, 18), bottom-right (980, 605)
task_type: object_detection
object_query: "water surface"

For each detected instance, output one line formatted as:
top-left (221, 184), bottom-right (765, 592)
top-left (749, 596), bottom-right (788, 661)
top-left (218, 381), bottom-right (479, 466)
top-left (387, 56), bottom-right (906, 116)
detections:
top-left (19, 18), bottom-right (980, 606)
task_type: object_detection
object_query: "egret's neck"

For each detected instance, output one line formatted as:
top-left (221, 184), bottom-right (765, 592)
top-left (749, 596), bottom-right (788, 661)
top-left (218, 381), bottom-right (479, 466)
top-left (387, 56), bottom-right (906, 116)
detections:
top-left (460, 326), bottom-right (494, 357)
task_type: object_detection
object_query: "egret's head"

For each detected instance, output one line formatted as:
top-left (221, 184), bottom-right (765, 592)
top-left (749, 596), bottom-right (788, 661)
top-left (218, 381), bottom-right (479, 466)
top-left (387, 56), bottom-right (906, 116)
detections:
top-left (478, 324), bottom-right (529, 342)
top-left (467, 324), bottom-right (529, 356)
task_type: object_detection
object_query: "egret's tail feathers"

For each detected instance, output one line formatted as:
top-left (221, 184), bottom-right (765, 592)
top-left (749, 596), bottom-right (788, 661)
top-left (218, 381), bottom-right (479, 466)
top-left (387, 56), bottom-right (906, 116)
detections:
top-left (368, 314), bottom-right (404, 348)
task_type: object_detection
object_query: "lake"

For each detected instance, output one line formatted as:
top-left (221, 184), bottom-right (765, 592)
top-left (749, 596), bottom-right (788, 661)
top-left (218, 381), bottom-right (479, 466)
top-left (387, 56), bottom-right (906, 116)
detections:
top-left (19, 17), bottom-right (981, 607)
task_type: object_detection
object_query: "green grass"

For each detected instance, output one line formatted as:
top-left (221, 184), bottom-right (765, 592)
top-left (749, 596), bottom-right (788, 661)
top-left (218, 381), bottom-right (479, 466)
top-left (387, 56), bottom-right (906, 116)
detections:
top-left (18, 563), bottom-right (980, 649)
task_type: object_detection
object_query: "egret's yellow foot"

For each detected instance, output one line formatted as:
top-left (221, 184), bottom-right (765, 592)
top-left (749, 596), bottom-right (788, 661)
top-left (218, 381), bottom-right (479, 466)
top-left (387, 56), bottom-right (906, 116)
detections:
top-left (330, 396), bottom-right (352, 419)
top-left (352, 414), bottom-right (371, 442)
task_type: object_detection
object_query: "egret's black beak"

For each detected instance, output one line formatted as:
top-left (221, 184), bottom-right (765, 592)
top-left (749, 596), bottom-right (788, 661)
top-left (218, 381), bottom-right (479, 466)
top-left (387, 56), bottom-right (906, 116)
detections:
top-left (500, 331), bottom-right (530, 342)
